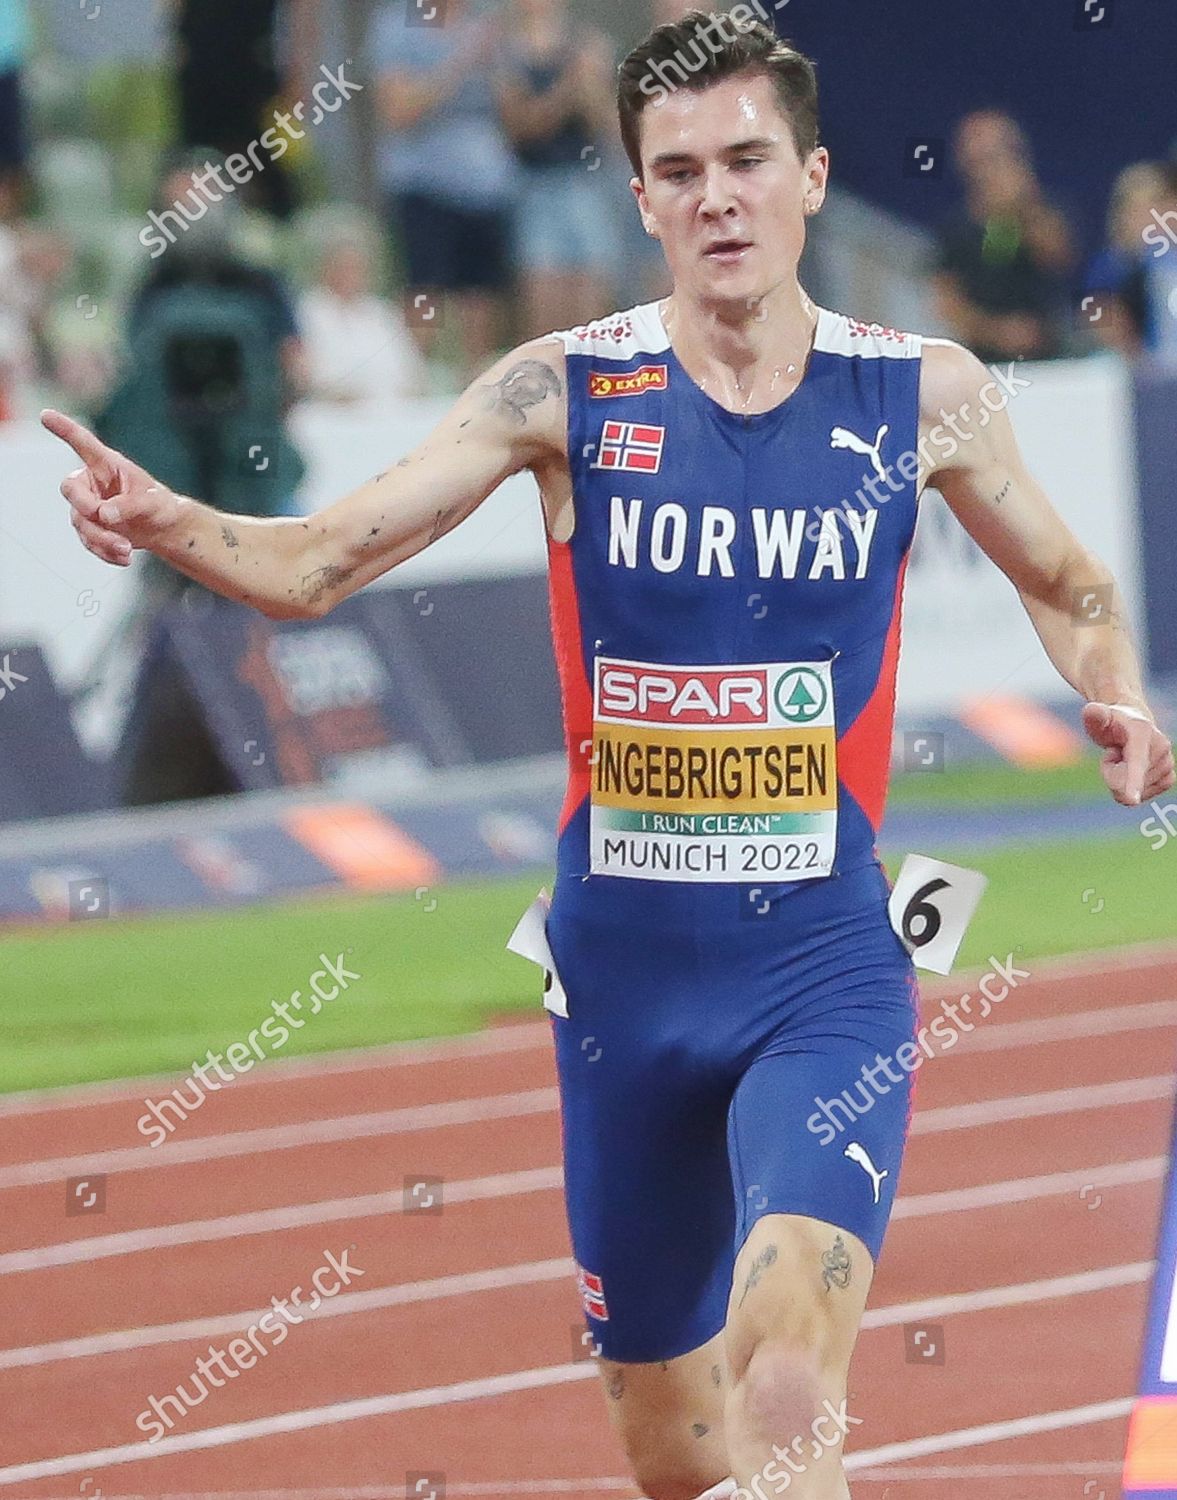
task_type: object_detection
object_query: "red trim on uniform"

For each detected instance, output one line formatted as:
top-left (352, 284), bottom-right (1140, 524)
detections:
top-left (837, 555), bottom-right (910, 835)
top-left (545, 536), bottom-right (593, 837)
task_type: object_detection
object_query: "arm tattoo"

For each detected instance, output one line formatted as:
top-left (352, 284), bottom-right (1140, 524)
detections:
top-left (993, 480), bottom-right (1011, 505)
top-left (428, 503), bottom-right (464, 545)
top-left (711, 1362), bottom-right (724, 1386)
top-left (738, 1243), bottom-right (778, 1307)
top-left (221, 524), bottom-right (239, 550)
top-left (484, 359), bottom-right (561, 426)
top-left (821, 1235), bottom-right (852, 1292)
top-left (299, 562), bottom-right (356, 611)
top-left (605, 1369), bottom-right (625, 1400)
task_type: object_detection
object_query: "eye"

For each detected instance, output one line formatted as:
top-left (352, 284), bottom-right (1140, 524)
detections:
top-left (734, 156), bottom-right (765, 171)
top-left (665, 168), bottom-right (695, 184)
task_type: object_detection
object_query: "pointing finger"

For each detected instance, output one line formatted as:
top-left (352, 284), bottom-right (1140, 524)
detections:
top-left (41, 408), bottom-right (117, 486)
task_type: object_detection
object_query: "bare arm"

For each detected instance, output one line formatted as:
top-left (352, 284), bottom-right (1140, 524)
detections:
top-left (45, 339), bottom-right (568, 621)
top-left (919, 338), bottom-right (1174, 806)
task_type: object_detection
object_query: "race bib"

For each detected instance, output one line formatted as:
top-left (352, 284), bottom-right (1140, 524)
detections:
top-left (589, 656), bottom-right (838, 883)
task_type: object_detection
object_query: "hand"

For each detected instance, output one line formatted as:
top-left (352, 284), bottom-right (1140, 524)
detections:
top-left (42, 407), bottom-right (181, 567)
top-left (1082, 701), bottom-right (1176, 808)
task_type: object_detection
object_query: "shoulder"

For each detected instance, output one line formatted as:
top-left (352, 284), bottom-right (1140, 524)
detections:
top-left (918, 336), bottom-right (997, 413)
top-left (817, 308), bottom-right (923, 361)
top-left (550, 303), bottom-right (670, 362)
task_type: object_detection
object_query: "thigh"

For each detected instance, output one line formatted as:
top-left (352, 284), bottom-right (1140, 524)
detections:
top-left (547, 915), bottom-right (738, 1367)
top-left (727, 969), bottom-right (919, 1278)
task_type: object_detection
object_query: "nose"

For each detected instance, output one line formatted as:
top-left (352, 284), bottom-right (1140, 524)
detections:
top-left (698, 163), bottom-right (738, 220)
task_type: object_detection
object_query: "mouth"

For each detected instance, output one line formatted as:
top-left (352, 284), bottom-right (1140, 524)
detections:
top-left (704, 239), bottom-right (754, 264)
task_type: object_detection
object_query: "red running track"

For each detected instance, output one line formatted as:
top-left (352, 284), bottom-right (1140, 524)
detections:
top-left (2, 943), bottom-right (1177, 1500)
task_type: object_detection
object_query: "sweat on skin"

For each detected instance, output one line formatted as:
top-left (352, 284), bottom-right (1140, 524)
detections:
top-left (137, 952), bottom-right (360, 1145)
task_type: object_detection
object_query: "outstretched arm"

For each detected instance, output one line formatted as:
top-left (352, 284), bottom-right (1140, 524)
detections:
top-left (45, 340), bottom-right (568, 621)
top-left (919, 338), bottom-right (1175, 807)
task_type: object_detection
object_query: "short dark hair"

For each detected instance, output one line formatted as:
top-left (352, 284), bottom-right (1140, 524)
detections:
top-left (618, 11), bottom-right (820, 176)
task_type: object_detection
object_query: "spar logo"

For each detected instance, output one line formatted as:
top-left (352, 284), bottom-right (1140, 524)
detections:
top-left (774, 667), bottom-right (828, 724)
top-left (598, 663), bottom-right (769, 725)
top-left (589, 364), bottom-right (668, 398)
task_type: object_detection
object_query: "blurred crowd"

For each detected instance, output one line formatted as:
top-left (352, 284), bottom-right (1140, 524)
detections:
top-left (0, 0), bottom-right (1175, 432)
top-left (932, 109), bottom-right (1177, 366)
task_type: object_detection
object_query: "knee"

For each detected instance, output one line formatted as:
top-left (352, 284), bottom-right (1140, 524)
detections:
top-left (623, 1435), bottom-right (725, 1500)
top-left (628, 1457), bottom-right (723, 1500)
top-left (729, 1338), bottom-right (831, 1452)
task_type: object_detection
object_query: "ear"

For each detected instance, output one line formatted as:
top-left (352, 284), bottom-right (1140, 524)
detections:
top-left (631, 174), bottom-right (660, 238)
top-left (804, 146), bottom-right (831, 217)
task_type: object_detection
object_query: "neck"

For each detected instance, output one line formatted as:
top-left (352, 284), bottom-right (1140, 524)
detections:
top-left (661, 278), bottom-right (820, 412)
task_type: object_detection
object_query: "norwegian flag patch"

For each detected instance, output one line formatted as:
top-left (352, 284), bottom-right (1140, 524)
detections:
top-left (593, 421), bottom-right (665, 475)
top-left (577, 1265), bottom-right (609, 1321)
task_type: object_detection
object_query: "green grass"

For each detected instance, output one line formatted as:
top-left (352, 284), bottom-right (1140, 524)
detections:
top-left (888, 753), bottom-right (1105, 807)
top-left (3, 814), bottom-right (1175, 1093)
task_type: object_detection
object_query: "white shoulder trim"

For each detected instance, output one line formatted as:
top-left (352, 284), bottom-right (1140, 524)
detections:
top-left (816, 308), bottom-right (924, 360)
top-left (552, 302), bottom-right (671, 361)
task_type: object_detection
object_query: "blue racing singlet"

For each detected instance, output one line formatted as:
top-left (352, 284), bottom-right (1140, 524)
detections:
top-left (545, 301), bottom-right (924, 929)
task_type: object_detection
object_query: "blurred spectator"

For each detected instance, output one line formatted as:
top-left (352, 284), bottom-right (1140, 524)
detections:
top-left (0, 222), bottom-right (73, 419)
top-left (99, 159), bottom-right (307, 548)
top-left (1082, 162), bottom-right (1172, 359)
top-left (0, 0), bottom-right (29, 219)
top-left (498, 0), bottom-right (617, 338)
top-left (298, 229), bottom-right (427, 405)
top-left (932, 111), bottom-right (1077, 363)
top-left (170, 0), bottom-right (319, 220)
top-left (1139, 162), bottom-right (1177, 364)
top-left (368, 0), bottom-right (517, 385)
top-left (99, 161), bottom-right (311, 805)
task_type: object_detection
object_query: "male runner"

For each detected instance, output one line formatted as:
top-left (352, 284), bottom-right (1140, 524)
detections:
top-left (45, 14), bottom-right (1175, 1499)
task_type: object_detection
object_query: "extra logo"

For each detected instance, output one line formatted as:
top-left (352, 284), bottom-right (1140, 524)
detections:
top-left (594, 421), bottom-right (665, 475)
top-left (589, 364), bottom-right (668, 398)
top-left (577, 1265), bottom-right (609, 1321)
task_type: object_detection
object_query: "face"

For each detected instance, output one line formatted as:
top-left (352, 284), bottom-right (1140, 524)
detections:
top-left (953, 113), bottom-right (1034, 203)
top-left (632, 73), bottom-right (827, 309)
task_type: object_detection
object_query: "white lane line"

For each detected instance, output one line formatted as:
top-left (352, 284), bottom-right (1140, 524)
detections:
top-left (0, 1473), bottom-right (1130, 1500)
top-left (0, 1152), bottom-right (1162, 1279)
top-left (0, 1088), bottom-right (560, 1191)
top-left (0, 1257), bottom-right (577, 1368)
top-left (0, 1375), bottom-right (1134, 1488)
top-left (855, 1461), bottom-right (1123, 1479)
top-left (911, 1074), bottom-right (1174, 1133)
top-left (0, 1166), bottom-right (565, 1275)
top-left (0, 1361), bottom-right (600, 1487)
top-left (861, 1260), bottom-right (1150, 1329)
top-left (845, 1397), bottom-right (1133, 1469)
top-left (4, 1031), bottom-right (1170, 1193)
top-left (1, 1488), bottom-right (640, 1500)
top-left (892, 1155), bottom-right (1164, 1220)
top-left (1, 938), bottom-right (1173, 1128)
top-left (0, 1251), bottom-right (1150, 1372)
top-left (959, 998), bottom-right (1177, 1052)
top-left (0, 1025), bottom-right (554, 1119)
